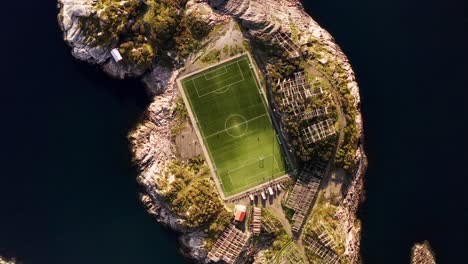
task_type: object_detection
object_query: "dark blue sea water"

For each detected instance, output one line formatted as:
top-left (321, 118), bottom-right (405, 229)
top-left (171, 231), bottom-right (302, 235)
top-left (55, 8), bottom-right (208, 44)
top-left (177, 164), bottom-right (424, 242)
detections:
top-left (0, 0), bottom-right (466, 263)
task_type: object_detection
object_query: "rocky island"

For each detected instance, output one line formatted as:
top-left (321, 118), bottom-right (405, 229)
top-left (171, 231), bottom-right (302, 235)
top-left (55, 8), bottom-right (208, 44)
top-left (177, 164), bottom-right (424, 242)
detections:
top-left (0, 257), bottom-right (16, 264)
top-left (57, 0), bottom-right (368, 263)
top-left (411, 242), bottom-right (436, 264)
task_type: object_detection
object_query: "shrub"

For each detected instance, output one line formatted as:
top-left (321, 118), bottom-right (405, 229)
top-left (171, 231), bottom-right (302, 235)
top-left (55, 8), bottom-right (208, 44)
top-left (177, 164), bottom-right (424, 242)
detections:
top-left (201, 50), bottom-right (221, 63)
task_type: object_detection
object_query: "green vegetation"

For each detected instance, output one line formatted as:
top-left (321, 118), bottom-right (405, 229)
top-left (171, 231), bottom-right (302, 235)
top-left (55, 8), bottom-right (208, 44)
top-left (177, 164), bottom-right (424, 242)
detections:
top-left (332, 64), bottom-right (360, 172)
top-left (260, 209), bottom-right (292, 261)
top-left (302, 194), bottom-right (347, 262)
top-left (268, 58), bottom-right (337, 162)
top-left (180, 55), bottom-right (287, 197)
top-left (80, 0), bottom-right (142, 46)
top-left (308, 39), bottom-right (361, 171)
top-left (229, 45), bottom-right (244, 56)
top-left (201, 49), bottom-right (221, 63)
top-left (274, 241), bottom-right (308, 264)
top-left (281, 204), bottom-right (295, 223)
top-left (158, 158), bottom-right (226, 228)
top-left (175, 13), bottom-right (212, 58)
top-left (81, 0), bottom-right (213, 71)
top-left (171, 97), bottom-right (189, 137)
top-left (266, 35), bottom-right (360, 167)
top-left (222, 45), bottom-right (230, 55)
top-left (242, 40), bottom-right (253, 53)
top-left (205, 210), bottom-right (233, 250)
top-left (290, 23), bottom-right (299, 43)
top-left (261, 208), bottom-right (284, 235)
top-left (267, 58), bottom-right (303, 81)
top-left (119, 40), bottom-right (155, 70)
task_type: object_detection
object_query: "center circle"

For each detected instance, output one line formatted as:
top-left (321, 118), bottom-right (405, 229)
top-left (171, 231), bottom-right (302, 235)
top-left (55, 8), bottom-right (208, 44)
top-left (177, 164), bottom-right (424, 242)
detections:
top-left (225, 114), bottom-right (248, 138)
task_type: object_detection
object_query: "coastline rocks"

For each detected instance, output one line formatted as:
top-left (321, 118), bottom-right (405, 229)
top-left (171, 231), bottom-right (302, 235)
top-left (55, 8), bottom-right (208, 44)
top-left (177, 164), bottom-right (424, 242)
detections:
top-left (208, 0), bottom-right (282, 36)
top-left (128, 67), bottom-right (184, 231)
top-left (180, 231), bottom-right (208, 261)
top-left (142, 65), bottom-right (176, 96)
top-left (186, 0), bottom-right (230, 26)
top-left (58, 0), bottom-right (110, 63)
top-left (102, 59), bottom-right (146, 79)
top-left (336, 148), bottom-right (367, 263)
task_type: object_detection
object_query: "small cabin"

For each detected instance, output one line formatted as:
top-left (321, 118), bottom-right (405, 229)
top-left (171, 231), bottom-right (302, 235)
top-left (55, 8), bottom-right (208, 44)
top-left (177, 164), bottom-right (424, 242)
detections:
top-left (110, 48), bottom-right (123, 63)
top-left (234, 205), bottom-right (247, 222)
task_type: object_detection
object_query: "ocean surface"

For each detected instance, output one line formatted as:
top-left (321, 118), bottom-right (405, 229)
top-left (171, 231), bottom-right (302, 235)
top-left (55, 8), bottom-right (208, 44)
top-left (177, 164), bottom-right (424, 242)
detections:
top-left (0, 0), bottom-right (466, 264)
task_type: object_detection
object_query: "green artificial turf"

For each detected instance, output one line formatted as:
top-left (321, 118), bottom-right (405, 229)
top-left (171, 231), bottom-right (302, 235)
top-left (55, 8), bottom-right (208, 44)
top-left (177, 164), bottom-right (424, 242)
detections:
top-left (181, 55), bottom-right (287, 197)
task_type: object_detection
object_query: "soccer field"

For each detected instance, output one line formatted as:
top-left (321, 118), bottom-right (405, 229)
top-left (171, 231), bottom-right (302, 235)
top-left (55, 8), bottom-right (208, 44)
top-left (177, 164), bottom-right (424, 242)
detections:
top-left (179, 55), bottom-right (287, 197)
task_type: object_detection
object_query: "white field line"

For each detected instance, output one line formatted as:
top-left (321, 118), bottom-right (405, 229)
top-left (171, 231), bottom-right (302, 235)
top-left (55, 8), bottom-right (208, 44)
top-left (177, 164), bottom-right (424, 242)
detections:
top-left (226, 174), bottom-right (265, 194)
top-left (193, 72), bottom-right (244, 98)
top-left (238, 60), bottom-right (246, 81)
top-left (187, 59), bottom-right (248, 98)
top-left (196, 61), bottom-right (246, 97)
top-left (227, 155), bottom-right (274, 175)
top-left (225, 169), bottom-right (288, 195)
top-left (182, 58), bottom-right (248, 83)
top-left (242, 156), bottom-right (283, 182)
top-left (182, 58), bottom-right (248, 88)
top-left (203, 114), bottom-right (268, 139)
top-left (204, 66), bottom-right (228, 80)
top-left (273, 155), bottom-right (281, 172)
top-left (223, 155), bottom-right (284, 193)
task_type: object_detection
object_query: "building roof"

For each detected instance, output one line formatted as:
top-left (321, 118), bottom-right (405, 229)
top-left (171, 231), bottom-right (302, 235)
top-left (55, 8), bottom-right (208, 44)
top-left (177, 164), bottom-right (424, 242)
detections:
top-left (234, 205), bottom-right (247, 222)
top-left (110, 48), bottom-right (123, 62)
top-left (235, 210), bottom-right (246, 222)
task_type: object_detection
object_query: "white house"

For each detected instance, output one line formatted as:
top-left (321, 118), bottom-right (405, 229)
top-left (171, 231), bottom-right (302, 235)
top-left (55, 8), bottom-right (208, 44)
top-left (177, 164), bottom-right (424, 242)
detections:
top-left (110, 48), bottom-right (123, 62)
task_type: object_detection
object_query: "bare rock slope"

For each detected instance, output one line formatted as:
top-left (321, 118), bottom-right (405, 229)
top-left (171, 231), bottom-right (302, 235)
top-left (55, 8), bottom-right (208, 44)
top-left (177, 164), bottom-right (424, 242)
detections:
top-left (58, 0), bottom-right (109, 63)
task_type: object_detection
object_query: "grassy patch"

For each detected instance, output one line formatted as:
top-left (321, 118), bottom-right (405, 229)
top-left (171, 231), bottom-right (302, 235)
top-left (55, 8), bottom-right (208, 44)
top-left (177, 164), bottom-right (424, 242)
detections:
top-left (260, 209), bottom-right (292, 262)
top-left (171, 96), bottom-right (189, 137)
top-left (308, 39), bottom-right (361, 172)
top-left (290, 23), bottom-right (299, 43)
top-left (158, 158), bottom-right (225, 228)
top-left (201, 49), bottom-right (221, 63)
top-left (229, 45), bottom-right (244, 56)
top-left (302, 194), bottom-right (347, 261)
top-left (222, 45), bottom-right (230, 56)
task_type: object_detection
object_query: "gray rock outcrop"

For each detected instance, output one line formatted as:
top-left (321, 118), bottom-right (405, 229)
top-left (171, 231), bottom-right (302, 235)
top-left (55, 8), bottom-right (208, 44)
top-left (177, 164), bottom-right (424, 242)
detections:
top-left (58, 0), bottom-right (110, 63)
